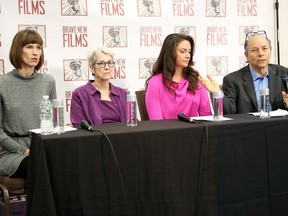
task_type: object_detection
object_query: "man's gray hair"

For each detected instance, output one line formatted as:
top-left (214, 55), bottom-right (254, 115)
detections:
top-left (244, 36), bottom-right (272, 56)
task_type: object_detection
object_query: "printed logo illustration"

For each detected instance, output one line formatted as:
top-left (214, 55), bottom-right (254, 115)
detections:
top-left (174, 26), bottom-right (196, 41)
top-left (139, 58), bottom-right (156, 79)
top-left (61, 0), bottom-right (87, 16)
top-left (207, 56), bottom-right (228, 77)
top-left (103, 26), bottom-right (128, 48)
top-left (0, 59), bottom-right (4, 75)
top-left (239, 55), bottom-right (248, 68)
top-left (137, 0), bottom-right (161, 17)
top-left (239, 25), bottom-right (260, 45)
top-left (206, 0), bottom-right (226, 17)
top-left (64, 59), bottom-right (89, 81)
top-left (18, 25), bottom-right (47, 47)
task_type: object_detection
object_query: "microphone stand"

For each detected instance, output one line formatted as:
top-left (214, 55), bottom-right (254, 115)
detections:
top-left (275, 0), bottom-right (280, 65)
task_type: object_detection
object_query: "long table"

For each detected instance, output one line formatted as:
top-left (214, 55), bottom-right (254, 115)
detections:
top-left (27, 114), bottom-right (288, 216)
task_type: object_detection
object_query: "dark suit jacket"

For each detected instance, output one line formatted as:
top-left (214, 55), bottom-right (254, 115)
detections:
top-left (222, 64), bottom-right (288, 114)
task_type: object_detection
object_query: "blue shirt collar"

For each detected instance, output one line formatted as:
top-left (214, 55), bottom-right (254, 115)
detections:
top-left (249, 64), bottom-right (269, 81)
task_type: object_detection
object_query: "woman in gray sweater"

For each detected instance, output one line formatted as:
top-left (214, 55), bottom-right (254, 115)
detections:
top-left (0, 28), bottom-right (56, 178)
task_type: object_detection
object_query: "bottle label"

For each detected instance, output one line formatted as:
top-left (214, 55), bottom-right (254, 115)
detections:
top-left (40, 107), bottom-right (51, 115)
top-left (40, 98), bottom-right (54, 135)
top-left (127, 101), bottom-right (137, 126)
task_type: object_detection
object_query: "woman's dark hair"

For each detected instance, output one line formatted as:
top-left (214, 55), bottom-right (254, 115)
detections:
top-left (145, 33), bottom-right (199, 94)
top-left (9, 29), bottom-right (44, 71)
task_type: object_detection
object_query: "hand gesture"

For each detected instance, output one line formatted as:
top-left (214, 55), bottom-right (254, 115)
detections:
top-left (198, 74), bottom-right (221, 93)
top-left (282, 91), bottom-right (288, 108)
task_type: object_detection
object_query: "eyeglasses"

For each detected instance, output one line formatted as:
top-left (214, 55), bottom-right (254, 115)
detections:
top-left (245, 30), bottom-right (267, 41)
top-left (94, 61), bottom-right (115, 68)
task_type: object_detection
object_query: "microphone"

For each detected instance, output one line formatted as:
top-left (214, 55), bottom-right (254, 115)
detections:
top-left (281, 74), bottom-right (288, 93)
top-left (177, 113), bottom-right (194, 123)
top-left (80, 120), bottom-right (93, 131)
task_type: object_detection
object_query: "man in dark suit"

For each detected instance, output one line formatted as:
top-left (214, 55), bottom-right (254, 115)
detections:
top-left (223, 30), bottom-right (288, 114)
top-left (199, 30), bottom-right (288, 114)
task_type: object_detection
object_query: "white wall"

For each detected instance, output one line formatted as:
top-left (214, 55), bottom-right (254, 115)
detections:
top-left (279, 0), bottom-right (288, 67)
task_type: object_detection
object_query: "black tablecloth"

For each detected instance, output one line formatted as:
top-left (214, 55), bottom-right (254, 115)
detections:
top-left (27, 114), bottom-right (288, 216)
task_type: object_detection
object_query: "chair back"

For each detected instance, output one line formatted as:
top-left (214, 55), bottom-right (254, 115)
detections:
top-left (0, 175), bottom-right (26, 216)
top-left (135, 90), bottom-right (149, 121)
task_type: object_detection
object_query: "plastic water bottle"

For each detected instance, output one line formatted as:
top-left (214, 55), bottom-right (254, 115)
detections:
top-left (127, 94), bottom-right (137, 126)
top-left (52, 99), bottom-right (65, 134)
top-left (260, 88), bottom-right (270, 119)
top-left (40, 95), bottom-right (54, 135)
top-left (212, 91), bottom-right (223, 122)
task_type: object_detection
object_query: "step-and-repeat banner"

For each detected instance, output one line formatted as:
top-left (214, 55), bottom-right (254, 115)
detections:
top-left (0, 0), bottom-right (277, 123)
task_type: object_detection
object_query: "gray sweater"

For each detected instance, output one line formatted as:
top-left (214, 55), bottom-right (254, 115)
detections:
top-left (0, 69), bottom-right (56, 176)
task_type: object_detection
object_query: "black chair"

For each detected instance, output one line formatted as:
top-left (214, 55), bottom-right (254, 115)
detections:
top-left (0, 175), bottom-right (26, 216)
top-left (135, 90), bottom-right (149, 121)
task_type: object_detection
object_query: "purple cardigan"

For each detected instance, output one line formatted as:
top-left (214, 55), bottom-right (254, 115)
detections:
top-left (70, 81), bottom-right (127, 126)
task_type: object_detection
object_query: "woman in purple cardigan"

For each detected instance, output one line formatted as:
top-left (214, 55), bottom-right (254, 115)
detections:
top-left (145, 33), bottom-right (212, 120)
top-left (70, 47), bottom-right (127, 126)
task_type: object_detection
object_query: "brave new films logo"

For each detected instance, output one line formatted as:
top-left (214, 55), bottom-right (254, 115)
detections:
top-left (100, 0), bottom-right (125, 16)
top-left (139, 58), bottom-right (156, 79)
top-left (237, 0), bottom-right (257, 16)
top-left (18, 24), bottom-right (47, 47)
top-left (113, 58), bottom-right (126, 79)
top-left (61, 0), bottom-right (87, 16)
top-left (137, 0), bottom-right (161, 17)
top-left (207, 26), bottom-right (227, 46)
top-left (206, 0), bottom-right (226, 17)
top-left (239, 25), bottom-right (259, 45)
top-left (62, 25), bottom-right (88, 47)
top-left (18, 0), bottom-right (46, 15)
top-left (140, 26), bottom-right (162, 47)
top-left (174, 26), bottom-right (196, 42)
top-left (0, 59), bottom-right (4, 75)
top-left (206, 56), bottom-right (228, 85)
top-left (64, 90), bottom-right (72, 124)
top-left (172, 0), bottom-right (194, 16)
top-left (63, 59), bottom-right (89, 81)
top-left (103, 26), bottom-right (127, 48)
top-left (206, 56), bottom-right (228, 77)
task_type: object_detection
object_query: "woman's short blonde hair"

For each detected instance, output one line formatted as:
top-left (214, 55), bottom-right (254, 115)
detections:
top-left (87, 46), bottom-right (114, 66)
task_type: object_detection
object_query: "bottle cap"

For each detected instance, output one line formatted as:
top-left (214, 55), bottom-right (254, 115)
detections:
top-left (43, 95), bottom-right (49, 99)
top-left (127, 94), bottom-right (136, 102)
top-left (52, 99), bottom-right (64, 107)
top-left (260, 88), bottom-right (269, 95)
top-left (212, 91), bottom-right (223, 98)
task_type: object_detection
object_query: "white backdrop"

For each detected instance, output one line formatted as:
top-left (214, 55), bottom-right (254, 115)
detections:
top-left (0, 0), bottom-right (278, 124)
top-left (279, 0), bottom-right (288, 67)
